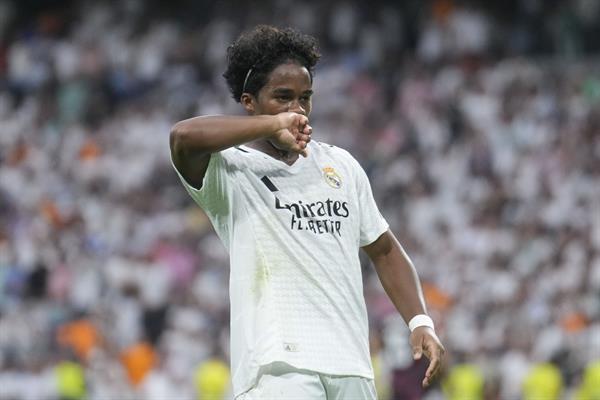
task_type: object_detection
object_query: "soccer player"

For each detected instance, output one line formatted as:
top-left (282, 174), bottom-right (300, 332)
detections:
top-left (170, 25), bottom-right (444, 399)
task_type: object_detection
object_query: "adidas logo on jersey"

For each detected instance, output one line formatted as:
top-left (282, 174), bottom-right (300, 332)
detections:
top-left (283, 342), bottom-right (299, 352)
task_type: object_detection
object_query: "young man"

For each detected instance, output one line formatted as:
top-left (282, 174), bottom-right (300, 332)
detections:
top-left (170, 25), bottom-right (444, 399)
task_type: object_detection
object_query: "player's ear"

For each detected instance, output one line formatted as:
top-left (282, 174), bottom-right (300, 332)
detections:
top-left (241, 93), bottom-right (256, 115)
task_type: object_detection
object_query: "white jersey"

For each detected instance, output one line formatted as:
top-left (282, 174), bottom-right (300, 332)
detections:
top-left (173, 141), bottom-right (388, 397)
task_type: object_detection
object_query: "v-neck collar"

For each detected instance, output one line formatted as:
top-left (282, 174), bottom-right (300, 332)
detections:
top-left (238, 144), bottom-right (308, 172)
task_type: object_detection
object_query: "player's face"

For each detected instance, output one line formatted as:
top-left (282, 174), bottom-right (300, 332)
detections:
top-left (251, 62), bottom-right (313, 117)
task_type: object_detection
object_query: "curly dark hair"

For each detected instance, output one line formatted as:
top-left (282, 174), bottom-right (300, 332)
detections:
top-left (223, 25), bottom-right (321, 102)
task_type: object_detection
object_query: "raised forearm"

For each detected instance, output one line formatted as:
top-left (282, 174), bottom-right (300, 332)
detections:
top-left (170, 115), bottom-right (281, 156)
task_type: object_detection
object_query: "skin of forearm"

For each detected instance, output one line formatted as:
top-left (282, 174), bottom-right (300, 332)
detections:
top-left (170, 115), bottom-right (280, 156)
top-left (366, 231), bottom-right (428, 323)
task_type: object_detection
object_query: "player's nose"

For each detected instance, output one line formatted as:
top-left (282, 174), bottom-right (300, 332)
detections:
top-left (287, 99), bottom-right (306, 115)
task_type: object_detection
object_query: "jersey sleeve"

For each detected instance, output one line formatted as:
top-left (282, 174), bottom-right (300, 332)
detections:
top-left (171, 151), bottom-right (232, 220)
top-left (354, 160), bottom-right (389, 247)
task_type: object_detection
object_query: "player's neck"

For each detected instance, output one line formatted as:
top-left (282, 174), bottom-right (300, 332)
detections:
top-left (249, 139), bottom-right (299, 165)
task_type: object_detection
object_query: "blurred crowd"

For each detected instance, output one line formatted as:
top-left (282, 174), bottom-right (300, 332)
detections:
top-left (1, 0), bottom-right (599, 399)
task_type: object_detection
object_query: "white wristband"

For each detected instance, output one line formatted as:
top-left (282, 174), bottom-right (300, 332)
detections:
top-left (408, 314), bottom-right (435, 332)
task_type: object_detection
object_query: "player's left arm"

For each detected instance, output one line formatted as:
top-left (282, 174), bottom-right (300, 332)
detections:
top-left (362, 229), bottom-right (445, 388)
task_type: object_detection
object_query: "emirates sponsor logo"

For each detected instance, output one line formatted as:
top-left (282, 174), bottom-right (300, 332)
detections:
top-left (275, 197), bottom-right (349, 236)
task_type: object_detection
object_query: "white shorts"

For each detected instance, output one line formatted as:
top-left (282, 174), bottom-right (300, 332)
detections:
top-left (236, 362), bottom-right (377, 400)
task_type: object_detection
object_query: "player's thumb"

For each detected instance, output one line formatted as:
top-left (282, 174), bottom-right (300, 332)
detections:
top-left (412, 346), bottom-right (423, 360)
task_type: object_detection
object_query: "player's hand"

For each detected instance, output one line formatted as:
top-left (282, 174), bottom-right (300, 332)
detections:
top-left (410, 326), bottom-right (445, 388)
top-left (271, 112), bottom-right (312, 157)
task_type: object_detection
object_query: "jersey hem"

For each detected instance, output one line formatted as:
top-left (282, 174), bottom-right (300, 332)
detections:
top-left (232, 359), bottom-right (375, 398)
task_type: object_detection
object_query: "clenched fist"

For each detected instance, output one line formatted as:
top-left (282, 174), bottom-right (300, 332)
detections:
top-left (271, 112), bottom-right (313, 157)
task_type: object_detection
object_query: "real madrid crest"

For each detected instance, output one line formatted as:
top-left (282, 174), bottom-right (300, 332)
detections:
top-left (323, 167), bottom-right (342, 189)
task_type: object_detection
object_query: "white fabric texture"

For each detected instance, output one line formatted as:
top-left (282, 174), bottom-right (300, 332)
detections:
top-left (174, 140), bottom-right (389, 397)
top-left (235, 361), bottom-right (377, 400)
